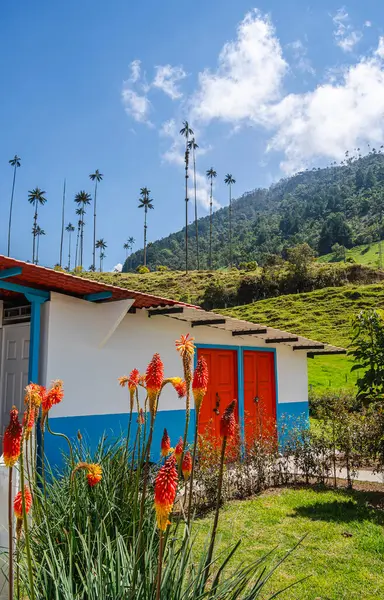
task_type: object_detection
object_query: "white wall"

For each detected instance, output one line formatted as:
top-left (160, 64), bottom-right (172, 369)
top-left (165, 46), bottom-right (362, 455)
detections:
top-left (43, 293), bottom-right (308, 419)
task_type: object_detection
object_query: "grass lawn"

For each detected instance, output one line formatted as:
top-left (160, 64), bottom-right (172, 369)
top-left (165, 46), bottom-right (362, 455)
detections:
top-left (194, 486), bottom-right (384, 599)
top-left (319, 242), bottom-right (384, 268)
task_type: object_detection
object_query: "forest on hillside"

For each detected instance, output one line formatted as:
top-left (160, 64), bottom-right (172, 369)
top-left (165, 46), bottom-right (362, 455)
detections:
top-left (123, 151), bottom-right (384, 272)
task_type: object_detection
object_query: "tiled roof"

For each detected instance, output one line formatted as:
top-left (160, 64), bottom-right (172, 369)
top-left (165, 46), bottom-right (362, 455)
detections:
top-left (0, 256), bottom-right (199, 309)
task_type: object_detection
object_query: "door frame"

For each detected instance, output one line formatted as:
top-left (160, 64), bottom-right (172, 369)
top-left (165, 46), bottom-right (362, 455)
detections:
top-left (195, 344), bottom-right (278, 446)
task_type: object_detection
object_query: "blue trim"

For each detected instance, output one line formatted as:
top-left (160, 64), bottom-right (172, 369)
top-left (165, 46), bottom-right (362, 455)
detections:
top-left (84, 291), bottom-right (113, 302)
top-left (237, 347), bottom-right (245, 455)
top-left (0, 267), bottom-right (23, 279)
top-left (0, 279), bottom-right (50, 299)
top-left (45, 409), bottom-right (194, 472)
top-left (27, 296), bottom-right (47, 383)
top-left (276, 401), bottom-right (309, 445)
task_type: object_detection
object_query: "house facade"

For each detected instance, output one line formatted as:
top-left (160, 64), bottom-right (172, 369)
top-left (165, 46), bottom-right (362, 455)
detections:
top-left (0, 256), bottom-right (346, 467)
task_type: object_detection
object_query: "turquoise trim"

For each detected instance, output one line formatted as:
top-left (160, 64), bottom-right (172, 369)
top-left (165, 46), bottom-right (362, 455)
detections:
top-left (0, 279), bottom-right (50, 299)
top-left (0, 267), bottom-right (23, 279)
top-left (84, 291), bottom-right (113, 302)
top-left (26, 295), bottom-right (47, 383)
top-left (45, 409), bottom-right (194, 472)
top-left (237, 347), bottom-right (245, 455)
top-left (276, 401), bottom-right (309, 445)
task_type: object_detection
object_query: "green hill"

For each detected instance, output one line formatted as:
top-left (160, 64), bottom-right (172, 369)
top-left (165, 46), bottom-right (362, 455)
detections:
top-left (319, 241), bottom-right (384, 268)
top-left (221, 284), bottom-right (384, 392)
top-left (124, 152), bottom-right (384, 271)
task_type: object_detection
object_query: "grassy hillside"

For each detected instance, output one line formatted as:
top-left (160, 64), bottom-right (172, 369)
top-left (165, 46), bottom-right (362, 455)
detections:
top-left (319, 241), bottom-right (384, 268)
top-left (221, 284), bottom-right (384, 392)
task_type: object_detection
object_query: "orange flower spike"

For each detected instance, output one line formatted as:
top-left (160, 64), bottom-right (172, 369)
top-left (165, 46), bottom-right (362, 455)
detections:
top-left (43, 380), bottom-right (64, 413)
top-left (13, 486), bottom-right (33, 519)
top-left (170, 377), bottom-right (187, 399)
top-left (192, 357), bottom-right (209, 415)
top-left (182, 451), bottom-right (192, 481)
top-left (25, 383), bottom-right (45, 408)
top-left (23, 404), bottom-right (37, 440)
top-left (86, 463), bottom-right (102, 487)
top-left (161, 428), bottom-right (171, 457)
top-left (175, 334), bottom-right (195, 386)
top-left (118, 376), bottom-right (129, 387)
top-left (174, 437), bottom-right (183, 465)
top-left (128, 368), bottom-right (140, 392)
top-left (220, 400), bottom-right (237, 439)
top-left (154, 455), bottom-right (178, 531)
top-left (145, 353), bottom-right (164, 415)
top-left (2, 407), bottom-right (22, 467)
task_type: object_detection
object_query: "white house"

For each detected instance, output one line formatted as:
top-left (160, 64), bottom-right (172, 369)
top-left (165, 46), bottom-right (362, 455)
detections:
top-left (0, 255), bottom-right (346, 467)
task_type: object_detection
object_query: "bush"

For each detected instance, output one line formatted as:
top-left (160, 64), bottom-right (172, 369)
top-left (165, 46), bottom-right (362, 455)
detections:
top-left (238, 261), bottom-right (258, 271)
top-left (136, 265), bottom-right (150, 274)
top-left (156, 265), bottom-right (169, 272)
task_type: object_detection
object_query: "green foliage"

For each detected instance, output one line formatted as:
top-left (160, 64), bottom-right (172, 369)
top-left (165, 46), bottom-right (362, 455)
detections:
top-left (136, 265), bottom-right (150, 274)
top-left (330, 243), bottom-right (346, 262)
top-left (156, 265), bottom-right (169, 272)
top-left (123, 152), bottom-right (384, 271)
top-left (350, 309), bottom-right (384, 402)
top-left (238, 261), bottom-right (258, 271)
top-left (319, 241), bottom-right (384, 267)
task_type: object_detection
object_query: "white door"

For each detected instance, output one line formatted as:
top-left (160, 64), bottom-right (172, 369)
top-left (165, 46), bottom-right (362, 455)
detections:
top-left (0, 323), bottom-right (30, 438)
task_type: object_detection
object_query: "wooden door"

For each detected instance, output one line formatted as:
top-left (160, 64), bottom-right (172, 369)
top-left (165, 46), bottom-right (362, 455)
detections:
top-left (0, 323), bottom-right (30, 438)
top-left (243, 351), bottom-right (276, 445)
top-left (197, 348), bottom-right (238, 441)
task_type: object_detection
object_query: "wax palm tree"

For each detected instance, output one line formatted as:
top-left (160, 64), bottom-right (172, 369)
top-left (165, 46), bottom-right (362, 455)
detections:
top-left (188, 138), bottom-right (199, 269)
top-left (123, 241), bottom-right (129, 259)
top-left (95, 238), bottom-right (107, 272)
top-left (123, 236), bottom-right (135, 259)
top-left (138, 188), bottom-right (154, 267)
top-left (28, 187), bottom-right (47, 264)
top-left (180, 121), bottom-right (194, 273)
top-left (35, 226), bottom-right (45, 265)
top-left (224, 174), bottom-right (236, 267)
top-left (89, 169), bottom-right (104, 270)
top-left (74, 191), bottom-right (91, 267)
top-left (59, 179), bottom-right (66, 266)
top-left (66, 222), bottom-right (75, 270)
top-left (8, 155), bottom-right (21, 256)
top-left (206, 168), bottom-right (217, 269)
top-left (74, 207), bottom-right (84, 268)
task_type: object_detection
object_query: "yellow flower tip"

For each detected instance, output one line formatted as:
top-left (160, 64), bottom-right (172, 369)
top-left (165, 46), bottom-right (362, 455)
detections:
top-left (118, 376), bottom-right (129, 387)
top-left (175, 333), bottom-right (195, 357)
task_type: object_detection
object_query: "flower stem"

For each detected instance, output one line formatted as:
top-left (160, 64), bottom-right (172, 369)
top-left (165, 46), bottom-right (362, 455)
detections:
top-left (8, 466), bottom-right (13, 600)
top-left (187, 419), bottom-right (199, 527)
top-left (155, 530), bottom-right (164, 600)
top-left (19, 443), bottom-right (35, 600)
top-left (204, 435), bottom-right (227, 586)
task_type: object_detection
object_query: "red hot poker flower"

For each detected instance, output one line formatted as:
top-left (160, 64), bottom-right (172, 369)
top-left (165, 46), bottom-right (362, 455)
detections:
top-left (170, 377), bottom-right (187, 399)
top-left (2, 407), bottom-right (22, 468)
top-left (192, 357), bottom-right (209, 415)
top-left (42, 380), bottom-right (64, 414)
top-left (86, 464), bottom-right (102, 487)
top-left (25, 383), bottom-right (45, 408)
top-left (161, 428), bottom-right (171, 457)
top-left (154, 455), bottom-right (178, 531)
top-left (182, 451), bottom-right (192, 481)
top-left (14, 486), bottom-right (33, 519)
top-left (220, 400), bottom-right (237, 439)
top-left (174, 437), bottom-right (183, 465)
top-left (128, 368), bottom-right (140, 392)
top-left (146, 354), bottom-right (164, 415)
top-left (175, 334), bottom-right (195, 386)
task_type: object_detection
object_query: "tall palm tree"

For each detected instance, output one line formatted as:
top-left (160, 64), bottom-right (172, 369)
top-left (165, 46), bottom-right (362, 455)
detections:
top-left (180, 121), bottom-right (194, 274)
top-left (28, 187), bottom-right (47, 264)
top-left (74, 207), bottom-right (84, 268)
top-left (59, 179), bottom-right (66, 266)
top-left (124, 241), bottom-right (129, 259)
top-left (188, 138), bottom-right (199, 269)
top-left (35, 226), bottom-right (45, 265)
top-left (74, 191), bottom-right (91, 267)
top-left (8, 155), bottom-right (21, 256)
top-left (89, 169), bottom-right (104, 270)
top-left (123, 236), bottom-right (135, 259)
top-left (66, 222), bottom-right (75, 270)
top-left (95, 238), bottom-right (107, 272)
top-left (206, 168), bottom-right (217, 269)
top-left (224, 174), bottom-right (236, 267)
top-left (138, 187), bottom-right (154, 267)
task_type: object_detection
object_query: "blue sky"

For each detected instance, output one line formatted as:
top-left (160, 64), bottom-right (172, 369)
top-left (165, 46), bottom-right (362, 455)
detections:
top-left (1, 1), bottom-right (383, 270)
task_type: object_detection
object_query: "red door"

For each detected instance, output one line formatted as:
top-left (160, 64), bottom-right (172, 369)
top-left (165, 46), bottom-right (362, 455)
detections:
top-left (243, 351), bottom-right (276, 445)
top-left (197, 348), bottom-right (238, 441)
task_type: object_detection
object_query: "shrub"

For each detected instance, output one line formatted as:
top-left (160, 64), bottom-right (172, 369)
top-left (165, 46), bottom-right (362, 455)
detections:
top-left (136, 265), bottom-right (150, 274)
top-left (156, 265), bottom-right (169, 272)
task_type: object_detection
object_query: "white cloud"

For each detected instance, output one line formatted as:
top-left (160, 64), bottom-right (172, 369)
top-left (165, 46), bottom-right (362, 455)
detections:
top-left (364, 20), bottom-right (372, 28)
top-left (332, 7), bottom-right (362, 52)
top-left (376, 36), bottom-right (384, 58)
top-left (130, 59), bottom-right (141, 83)
top-left (190, 9), bottom-right (287, 124)
top-left (122, 60), bottom-right (152, 125)
top-left (153, 65), bottom-right (186, 100)
top-left (286, 40), bottom-right (315, 76)
top-left (267, 42), bottom-right (384, 172)
top-left (113, 263), bottom-right (123, 272)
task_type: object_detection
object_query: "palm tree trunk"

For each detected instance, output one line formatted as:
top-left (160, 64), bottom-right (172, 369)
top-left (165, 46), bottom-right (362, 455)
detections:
top-left (59, 179), bottom-right (66, 266)
top-left (99, 250), bottom-right (102, 272)
top-left (93, 182), bottom-right (97, 270)
top-left (144, 208), bottom-right (147, 266)
top-left (68, 233), bottom-right (72, 270)
top-left (185, 147), bottom-right (189, 275)
top-left (7, 165), bottom-right (17, 256)
top-left (193, 148), bottom-right (199, 270)
top-left (36, 235), bottom-right (40, 265)
top-left (80, 223), bottom-right (84, 267)
top-left (229, 184), bottom-right (232, 268)
top-left (209, 180), bottom-right (213, 269)
top-left (32, 201), bottom-right (38, 264)
top-left (75, 227), bottom-right (80, 268)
